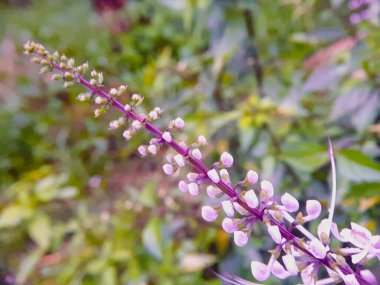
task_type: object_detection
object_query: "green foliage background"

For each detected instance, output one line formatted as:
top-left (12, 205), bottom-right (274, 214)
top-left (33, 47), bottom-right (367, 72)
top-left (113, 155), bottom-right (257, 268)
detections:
top-left (0, 0), bottom-right (379, 284)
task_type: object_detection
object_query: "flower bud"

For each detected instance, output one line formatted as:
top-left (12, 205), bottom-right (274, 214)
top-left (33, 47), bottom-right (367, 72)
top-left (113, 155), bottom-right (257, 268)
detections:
top-left (188, 183), bottom-right (199, 196)
top-left (219, 169), bottom-right (230, 184)
top-left (306, 200), bottom-right (322, 220)
top-left (131, 120), bottom-right (142, 130)
top-left (201, 206), bottom-right (218, 222)
top-left (271, 261), bottom-right (290, 280)
top-left (138, 145), bottom-right (147, 156)
top-left (123, 130), bottom-right (133, 140)
top-left (110, 88), bottom-right (118, 97)
top-left (187, 172), bottom-right (198, 182)
top-left (206, 185), bottom-right (222, 199)
top-left (191, 148), bottom-right (202, 160)
top-left (178, 180), bottom-right (188, 193)
top-left (162, 131), bottom-right (172, 143)
top-left (148, 110), bottom-right (158, 120)
top-left (245, 190), bottom-right (258, 208)
top-left (309, 239), bottom-right (327, 259)
top-left (197, 135), bottom-right (207, 145)
top-left (207, 169), bottom-right (220, 184)
top-left (268, 225), bottom-right (282, 244)
top-left (221, 200), bottom-right (234, 217)
top-left (124, 104), bottom-right (132, 111)
top-left (148, 144), bottom-right (158, 155)
top-left (222, 218), bottom-right (238, 233)
top-left (234, 231), bottom-right (249, 247)
top-left (246, 170), bottom-right (258, 184)
top-left (251, 261), bottom-right (270, 281)
top-left (163, 164), bottom-right (174, 175)
top-left (174, 154), bottom-right (185, 167)
top-left (261, 180), bottom-right (274, 199)
top-left (282, 254), bottom-right (298, 276)
top-left (174, 117), bottom-right (185, 129)
top-left (220, 152), bottom-right (234, 168)
top-left (281, 193), bottom-right (299, 213)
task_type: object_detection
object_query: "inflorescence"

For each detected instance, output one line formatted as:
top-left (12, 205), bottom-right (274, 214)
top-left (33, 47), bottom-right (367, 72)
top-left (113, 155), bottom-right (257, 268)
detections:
top-left (24, 41), bottom-right (380, 285)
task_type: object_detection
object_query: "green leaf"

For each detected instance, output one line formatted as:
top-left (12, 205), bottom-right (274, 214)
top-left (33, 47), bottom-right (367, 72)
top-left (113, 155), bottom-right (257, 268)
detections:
top-left (140, 181), bottom-right (157, 207)
top-left (337, 149), bottom-right (380, 182)
top-left (0, 205), bottom-right (32, 228)
top-left (280, 142), bottom-right (329, 173)
top-left (28, 214), bottom-right (51, 249)
top-left (347, 182), bottom-right (380, 198)
top-left (142, 217), bottom-right (163, 260)
top-left (16, 248), bottom-right (45, 284)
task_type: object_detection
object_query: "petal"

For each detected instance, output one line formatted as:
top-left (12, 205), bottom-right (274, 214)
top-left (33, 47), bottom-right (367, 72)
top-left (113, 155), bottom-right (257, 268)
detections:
top-left (268, 225), bottom-right (282, 244)
top-left (271, 260), bottom-right (290, 279)
top-left (282, 254), bottom-right (298, 276)
top-left (251, 261), bottom-right (270, 281)
top-left (245, 190), bottom-right (259, 208)
top-left (309, 239), bottom-right (327, 259)
top-left (280, 193), bottom-right (299, 212)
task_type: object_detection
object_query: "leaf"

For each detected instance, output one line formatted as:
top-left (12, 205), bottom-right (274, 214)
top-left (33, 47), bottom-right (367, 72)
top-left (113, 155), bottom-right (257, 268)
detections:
top-left (303, 65), bottom-right (346, 92)
top-left (16, 248), bottom-right (45, 284)
top-left (101, 265), bottom-right (117, 285)
top-left (337, 149), bottom-right (380, 182)
top-left (0, 205), bottom-right (32, 228)
top-left (346, 182), bottom-right (380, 198)
top-left (28, 215), bottom-right (51, 249)
top-left (280, 142), bottom-right (329, 173)
top-left (140, 181), bottom-right (157, 207)
top-left (142, 217), bottom-right (163, 260)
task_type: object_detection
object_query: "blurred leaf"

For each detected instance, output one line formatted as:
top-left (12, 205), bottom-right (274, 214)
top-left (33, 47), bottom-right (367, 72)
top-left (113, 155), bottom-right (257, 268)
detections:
top-left (140, 181), bottom-right (157, 207)
top-left (16, 248), bottom-right (45, 284)
top-left (142, 217), bottom-right (163, 260)
top-left (346, 182), bottom-right (380, 198)
top-left (280, 142), bottom-right (328, 173)
top-left (101, 265), bottom-right (117, 285)
top-left (303, 65), bottom-right (346, 92)
top-left (0, 205), bottom-right (32, 228)
top-left (337, 149), bottom-right (380, 183)
top-left (28, 214), bottom-right (51, 249)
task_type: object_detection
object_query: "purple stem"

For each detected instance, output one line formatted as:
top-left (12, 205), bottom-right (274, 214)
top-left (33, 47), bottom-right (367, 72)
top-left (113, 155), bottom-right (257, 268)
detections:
top-left (49, 60), bottom-right (367, 284)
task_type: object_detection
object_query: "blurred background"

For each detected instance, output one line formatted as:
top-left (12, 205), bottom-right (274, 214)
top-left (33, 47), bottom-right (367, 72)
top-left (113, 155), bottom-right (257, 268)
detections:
top-left (0, 0), bottom-right (380, 284)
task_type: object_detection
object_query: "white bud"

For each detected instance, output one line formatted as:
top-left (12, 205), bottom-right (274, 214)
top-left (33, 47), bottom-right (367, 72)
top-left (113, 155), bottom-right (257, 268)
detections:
top-left (233, 202), bottom-right (250, 216)
top-left (123, 130), bottom-right (132, 140)
top-left (222, 218), bottom-right (238, 233)
top-left (163, 164), bottom-right (174, 175)
top-left (131, 120), bottom-right (142, 130)
top-left (187, 172), bottom-right (198, 182)
top-left (178, 181), bottom-right (188, 193)
top-left (148, 144), bottom-right (158, 155)
top-left (219, 169), bottom-right (230, 184)
top-left (309, 239), bottom-right (327, 259)
top-left (244, 190), bottom-right (258, 208)
top-left (148, 110), bottom-right (158, 120)
top-left (124, 104), bottom-right (132, 111)
top-left (234, 231), bottom-right (249, 247)
top-left (110, 88), bottom-right (118, 96)
top-left (174, 117), bottom-right (185, 129)
top-left (220, 152), bottom-right (234, 168)
top-left (109, 120), bottom-right (119, 130)
top-left (221, 200), bottom-right (234, 217)
top-left (191, 148), bottom-right (202, 160)
top-left (174, 154), bottom-right (185, 167)
top-left (251, 261), bottom-right (270, 281)
top-left (138, 145), bottom-right (147, 156)
top-left (261, 180), bottom-right (274, 199)
top-left (281, 193), bottom-right (299, 213)
top-left (206, 185), bottom-right (222, 199)
top-left (197, 135), bottom-right (207, 145)
top-left (188, 183), bottom-right (199, 196)
top-left (306, 200), bottom-right (322, 220)
top-left (201, 206), bottom-right (218, 222)
top-left (282, 255), bottom-right (298, 276)
top-left (207, 169), bottom-right (220, 184)
top-left (246, 170), bottom-right (258, 184)
top-left (268, 225), bottom-right (282, 244)
top-left (162, 131), bottom-right (172, 143)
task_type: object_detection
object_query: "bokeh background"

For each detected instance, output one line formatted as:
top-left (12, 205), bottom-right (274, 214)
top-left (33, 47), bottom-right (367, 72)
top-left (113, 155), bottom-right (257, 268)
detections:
top-left (1, 0), bottom-right (380, 284)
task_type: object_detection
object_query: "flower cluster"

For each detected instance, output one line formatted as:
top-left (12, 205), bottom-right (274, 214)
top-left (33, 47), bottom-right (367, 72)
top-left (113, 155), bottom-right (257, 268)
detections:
top-left (24, 41), bottom-right (379, 285)
top-left (348, 0), bottom-right (380, 25)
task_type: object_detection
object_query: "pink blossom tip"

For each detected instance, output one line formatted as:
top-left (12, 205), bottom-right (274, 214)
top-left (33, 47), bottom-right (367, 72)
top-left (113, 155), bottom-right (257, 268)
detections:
top-left (162, 131), bottom-right (172, 142)
top-left (163, 164), bottom-right (174, 175)
top-left (188, 182), bottom-right (199, 196)
top-left (207, 169), bottom-right (220, 184)
top-left (281, 193), bottom-right (299, 213)
top-left (306, 200), bottom-right (322, 220)
top-left (251, 261), bottom-right (270, 281)
top-left (201, 206), bottom-right (218, 222)
top-left (178, 180), bottom-right (188, 193)
top-left (222, 218), bottom-right (238, 233)
top-left (245, 189), bottom-right (259, 208)
top-left (234, 231), bottom-right (249, 247)
top-left (220, 152), bottom-right (234, 167)
top-left (246, 170), bottom-right (259, 184)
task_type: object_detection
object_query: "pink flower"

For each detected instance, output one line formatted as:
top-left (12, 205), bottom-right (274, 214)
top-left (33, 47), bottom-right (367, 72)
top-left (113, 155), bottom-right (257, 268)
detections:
top-left (221, 200), bottom-right (235, 217)
top-left (201, 206), bottom-right (218, 222)
top-left (162, 131), bottom-right (172, 142)
top-left (188, 183), bottom-right (199, 196)
top-left (281, 193), bottom-right (299, 212)
top-left (220, 152), bottom-right (234, 168)
top-left (305, 200), bottom-right (321, 220)
top-left (246, 170), bottom-right (258, 184)
top-left (234, 231), bottom-right (249, 247)
top-left (178, 180), bottom-right (188, 193)
top-left (222, 218), bottom-right (238, 233)
top-left (268, 225), bottom-right (282, 244)
top-left (251, 261), bottom-right (270, 281)
top-left (207, 169), bottom-right (220, 183)
top-left (245, 189), bottom-right (258, 208)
